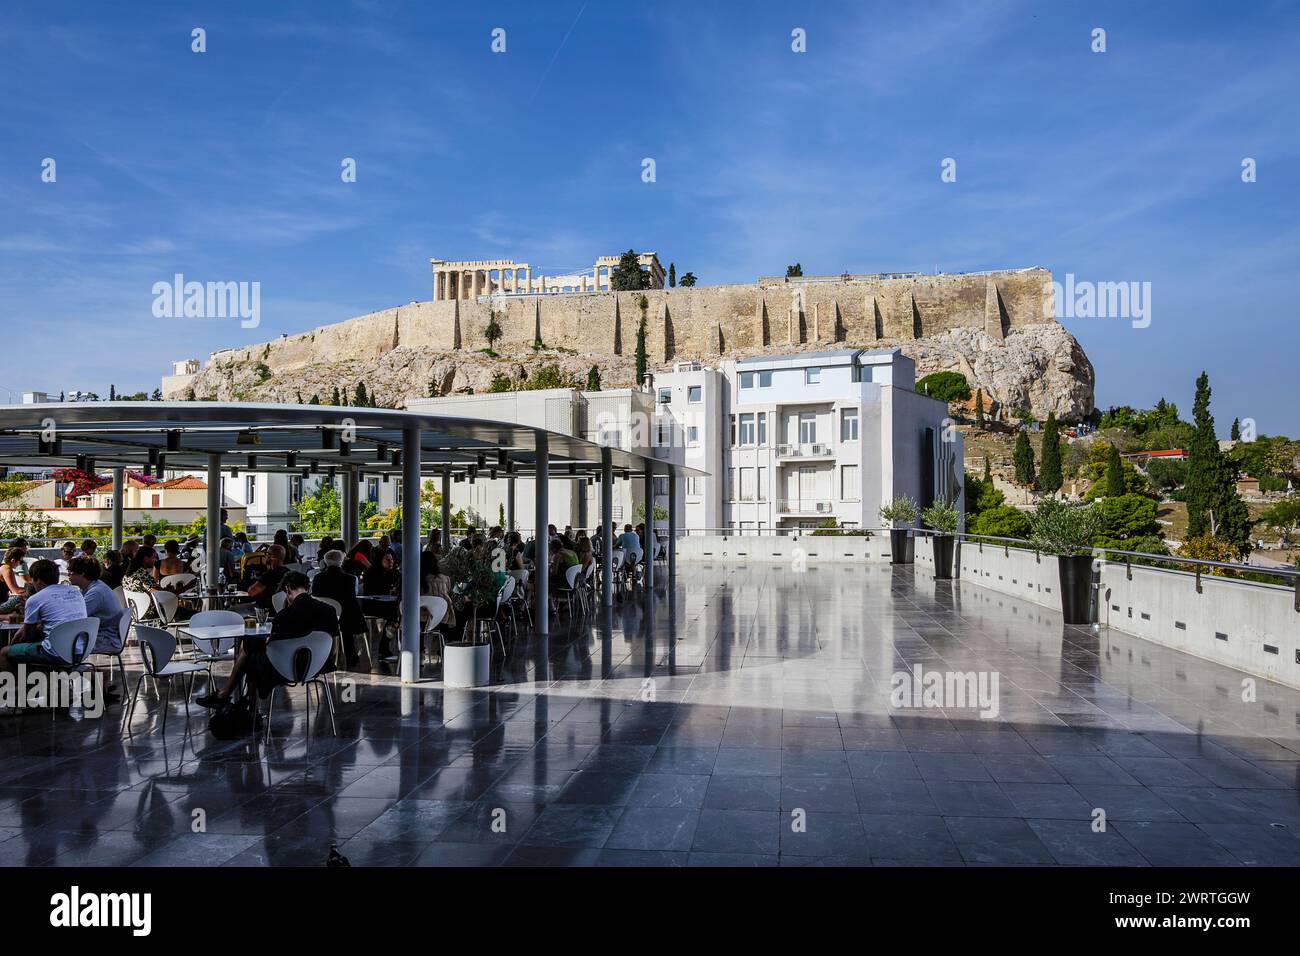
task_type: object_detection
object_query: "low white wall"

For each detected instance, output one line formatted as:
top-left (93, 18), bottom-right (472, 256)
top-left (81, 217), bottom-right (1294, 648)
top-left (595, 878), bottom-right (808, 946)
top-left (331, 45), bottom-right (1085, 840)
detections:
top-left (680, 534), bottom-right (1300, 689)
top-left (958, 540), bottom-right (1300, 689)
top-left (675, 534), bottom-right (891, 564)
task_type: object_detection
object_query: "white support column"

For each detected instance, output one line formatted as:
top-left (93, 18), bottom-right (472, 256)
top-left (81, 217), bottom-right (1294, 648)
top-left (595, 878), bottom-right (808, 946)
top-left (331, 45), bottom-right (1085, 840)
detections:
top-left (600, 448), bottom-right (613, 607)
top-left (643, 467), bottom-right (655, 592)
top-left (507, 476), bottom-right (516, 533)
top-left (534, 436), bottom-right (549, 636)
top-left (668, 466), bottom-right (678, 585)
top-left (593, 265), bottom-right (600, 293)
top-left (399, 426), bottom-right (422, 682)
top-left (205, 455), bottom-right (221, 590)
top-left (441, 468), bottom-right (452, 549)
top-left (111, 467), bottom-right (124, 550)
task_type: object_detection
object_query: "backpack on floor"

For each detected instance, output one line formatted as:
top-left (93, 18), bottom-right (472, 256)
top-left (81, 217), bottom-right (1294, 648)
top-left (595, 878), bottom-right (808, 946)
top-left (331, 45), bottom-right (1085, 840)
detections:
top-left (209, 696), bottom-right (256, 740)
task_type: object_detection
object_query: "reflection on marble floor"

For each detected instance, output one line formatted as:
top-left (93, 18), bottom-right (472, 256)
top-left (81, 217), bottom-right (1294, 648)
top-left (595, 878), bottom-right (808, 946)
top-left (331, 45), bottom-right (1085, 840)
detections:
top-left (1, 563), bottom-right (1298, 867)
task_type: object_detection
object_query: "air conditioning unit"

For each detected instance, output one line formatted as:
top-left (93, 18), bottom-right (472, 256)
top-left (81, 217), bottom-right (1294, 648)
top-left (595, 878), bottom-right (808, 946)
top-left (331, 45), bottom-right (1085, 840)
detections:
top-left (816, 502), bottom-right (832, 513)
top-left (810, 443), bottom-right (830, 456)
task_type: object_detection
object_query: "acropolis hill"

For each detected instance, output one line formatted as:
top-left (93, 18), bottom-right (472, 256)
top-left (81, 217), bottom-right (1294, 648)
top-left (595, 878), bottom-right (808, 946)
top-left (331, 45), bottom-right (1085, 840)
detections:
top-left (166, 262), bottom-right (1096, 422)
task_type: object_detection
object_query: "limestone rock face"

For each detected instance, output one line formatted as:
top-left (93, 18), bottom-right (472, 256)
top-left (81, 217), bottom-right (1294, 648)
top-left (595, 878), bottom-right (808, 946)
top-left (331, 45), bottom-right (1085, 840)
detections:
top-left (901, 323), bottom-right (1095, 422)
top-left (180, 347), bottom-right (639, 408)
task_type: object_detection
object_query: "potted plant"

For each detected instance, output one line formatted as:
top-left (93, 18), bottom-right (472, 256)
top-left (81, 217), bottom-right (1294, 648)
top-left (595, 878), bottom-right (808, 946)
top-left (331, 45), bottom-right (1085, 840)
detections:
top-left (440, 543), bottom-right (501, 687)
top-left (920, 501), bottom-right (959, 579)
top-left (1029, 499), bottom-right (1103, 625)
top-left (880, 495), bottom-right (919, 564)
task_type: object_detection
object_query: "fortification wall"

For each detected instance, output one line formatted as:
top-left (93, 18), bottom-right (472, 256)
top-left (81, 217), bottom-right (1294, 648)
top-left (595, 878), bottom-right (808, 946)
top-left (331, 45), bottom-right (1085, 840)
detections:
top-left (211, 268), bottom-right (1054, 374)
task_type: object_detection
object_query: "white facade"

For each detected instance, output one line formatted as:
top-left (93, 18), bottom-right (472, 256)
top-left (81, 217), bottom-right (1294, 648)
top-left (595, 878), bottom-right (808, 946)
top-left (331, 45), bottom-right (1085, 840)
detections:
top-left (656, 348), bottom-right (962, 535)
top-left (406, 388), bottom-right (653, 534)
top-left (211, 470), bottom-right (400, 537)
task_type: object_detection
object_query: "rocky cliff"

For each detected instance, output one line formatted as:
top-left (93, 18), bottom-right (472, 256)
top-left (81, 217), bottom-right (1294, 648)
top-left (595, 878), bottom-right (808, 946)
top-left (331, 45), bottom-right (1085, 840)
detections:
top-left (170, 268), bottom-right (1094, 420)
top-left (177, 320), bottom-right (1093, 422)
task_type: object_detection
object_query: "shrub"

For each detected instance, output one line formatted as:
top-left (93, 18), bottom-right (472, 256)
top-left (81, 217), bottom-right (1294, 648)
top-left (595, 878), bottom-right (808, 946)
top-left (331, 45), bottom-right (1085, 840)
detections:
top-left (970, 505), bottom-right (1031, 539)
top-left (920, 502), bottom-right (959, 534)
top-left (879, 495), bottom-right (919, 526)
top-left (915, 371), bottom-right (971, 403)
top-left (1029, 499), bottom-right (1102, 556)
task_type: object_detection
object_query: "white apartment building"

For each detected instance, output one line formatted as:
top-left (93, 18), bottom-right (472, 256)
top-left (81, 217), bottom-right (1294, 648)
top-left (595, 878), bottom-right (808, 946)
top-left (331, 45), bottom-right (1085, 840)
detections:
top-left (406, 387), bottom-right (653, 533)
top-left (655, 348), bottom-right (963, 535)
top-left (202, 470), bottom-right (400, 538)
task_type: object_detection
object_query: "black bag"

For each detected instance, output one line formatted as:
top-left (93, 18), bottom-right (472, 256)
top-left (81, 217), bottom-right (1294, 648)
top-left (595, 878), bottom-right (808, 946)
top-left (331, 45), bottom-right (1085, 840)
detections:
top-left (209, 696), bottom-right (255, 740)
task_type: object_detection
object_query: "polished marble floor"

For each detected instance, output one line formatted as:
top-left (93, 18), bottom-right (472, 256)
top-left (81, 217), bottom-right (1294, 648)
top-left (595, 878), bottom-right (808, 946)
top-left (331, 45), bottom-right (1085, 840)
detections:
top-left (2, 563), bottom-right (1299, 867)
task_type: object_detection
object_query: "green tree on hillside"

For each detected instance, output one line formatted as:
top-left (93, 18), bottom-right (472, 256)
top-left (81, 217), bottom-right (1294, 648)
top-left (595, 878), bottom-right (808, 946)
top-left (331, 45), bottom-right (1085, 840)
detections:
top-left (586, 366), bottom-right (601, 391)
top-left (1039, 412), bottom-right (1062, 494)
top-left (974, 391), bottom-right (985, 428)
top-left (1230, 417), bottom-right (1241, 441)
top-left (1013, 430), bottom-right (1036, 487)
top-left (484, 311), bottom-right (503, 351)
top-left (668, 263), bottom-right (676, 288)
top-left (1105, 443), bottom-right (1126, 497)
top-left (678, 272), bottom-right (697, 287)
top-left (634, 300), bottom-right (648, 386)
top-left (786, 263), bottom-right (803, 277)
top-left (354, 382), bottom-right (369, 407)
top-left (611, 250), bottom-right (649, 291)
top-left (916, 371), bottom-right (971, 403)
top-left (1185, 371), bottom-right (1251, 554)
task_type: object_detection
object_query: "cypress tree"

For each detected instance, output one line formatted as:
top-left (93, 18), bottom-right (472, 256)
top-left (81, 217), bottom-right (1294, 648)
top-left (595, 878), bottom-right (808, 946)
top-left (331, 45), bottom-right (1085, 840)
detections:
top-left (1039, 412), bottom-right (1062, 494)
top-left (586, 366), bottom-right (601, 391)
top-left (1105, 442), bottom-right (1125, 497)
top-left (1013, 429), bottom-right (1036, 487)
top-left (331, 386), bottom-right (341, 406)
top-left (668, 263), bottom-right (676, 288)
top-left (635, 307), bottom-right (648, 386)
top-left (355, 383), bottom-right (368, 407)
top-left (974, 391), bottom-right (985, 428)
top-left (983, 456), bottom-right (992, 484)
top-left (1230, 417), bottom-right (1241, 441)
top-left (1185, 372), bottom-right (1251, 552)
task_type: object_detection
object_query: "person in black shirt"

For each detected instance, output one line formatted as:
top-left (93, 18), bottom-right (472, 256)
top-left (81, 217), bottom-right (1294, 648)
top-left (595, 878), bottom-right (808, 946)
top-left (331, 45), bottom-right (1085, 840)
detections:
top-left (312, 549), bottom-right (366, 666)
top-left (196, 571), bottom-right (339, 705)
top-left (247, 545), bottom-right (287, 611)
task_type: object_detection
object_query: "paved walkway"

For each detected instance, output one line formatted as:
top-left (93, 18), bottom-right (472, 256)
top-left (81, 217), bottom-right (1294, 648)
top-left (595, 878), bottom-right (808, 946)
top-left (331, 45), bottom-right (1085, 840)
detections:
top-left (1, 563), bottom-right (1298, 866)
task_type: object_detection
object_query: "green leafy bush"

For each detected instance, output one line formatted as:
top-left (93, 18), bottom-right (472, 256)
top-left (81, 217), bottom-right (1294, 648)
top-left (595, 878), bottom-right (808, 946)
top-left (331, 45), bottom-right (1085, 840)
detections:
top-left (920, 502), bottom-right (959, 534)
top-left (879, 495), bottom-right (919, 526)
top-left (1029, 499), bottom-right (1102, 556)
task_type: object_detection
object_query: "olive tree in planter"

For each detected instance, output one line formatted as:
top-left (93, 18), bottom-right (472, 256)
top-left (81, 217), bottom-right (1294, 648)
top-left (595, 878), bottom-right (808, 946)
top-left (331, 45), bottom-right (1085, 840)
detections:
top-left (920, 502), bottom-right (959, 579)
top-left (440, 543), bottom-right (501, 687)
top-left (1029, 498), bottom-right (1103, 625)
top-left (879, 495), bottom-right (919, 564)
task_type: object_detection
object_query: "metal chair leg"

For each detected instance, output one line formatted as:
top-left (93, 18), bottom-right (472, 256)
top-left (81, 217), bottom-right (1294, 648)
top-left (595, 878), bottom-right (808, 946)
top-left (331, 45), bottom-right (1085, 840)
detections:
top-left (264, 686), bottom-right (276, 746)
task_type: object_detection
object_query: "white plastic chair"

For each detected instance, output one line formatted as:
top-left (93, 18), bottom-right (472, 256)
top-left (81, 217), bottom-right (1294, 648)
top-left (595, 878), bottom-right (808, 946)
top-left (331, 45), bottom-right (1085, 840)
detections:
top-left (186, 609), bottom-right (243, 680)
top-left (43, 616), bottom-right (99, 671)
top-left (89, 610), bottom-right (131, 699)
top-left (263, 631), bottom-right (337, 744)
top-left (560, 563), bottom-right (583, 617)
top-left (112, 585), bottom-right (128, 610)
top-left (159, 572), bottom-right (196, 591)
top-left (125, 589), bottom-right (154, 623)
top-left (419, 595), bottom-right (449, 662)
top-left (150, 590), bottom-right (185, 632)
top-left (507, 569), bottom-right (531, 629)
top-left (127, 625), bottom-right (208, 733)
top-left (271, 590), bottom-right (288, 614)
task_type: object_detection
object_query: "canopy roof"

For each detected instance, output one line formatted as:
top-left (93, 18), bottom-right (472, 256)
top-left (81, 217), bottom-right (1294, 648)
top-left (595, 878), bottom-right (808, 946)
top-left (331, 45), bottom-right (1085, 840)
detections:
top-left (0, 402), bottom-right (704, 480)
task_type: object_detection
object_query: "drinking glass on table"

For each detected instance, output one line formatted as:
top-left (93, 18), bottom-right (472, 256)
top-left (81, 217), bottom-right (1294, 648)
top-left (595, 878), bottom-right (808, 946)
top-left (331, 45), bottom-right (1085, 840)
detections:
top-left (255, 608), bottom-right (268, 626)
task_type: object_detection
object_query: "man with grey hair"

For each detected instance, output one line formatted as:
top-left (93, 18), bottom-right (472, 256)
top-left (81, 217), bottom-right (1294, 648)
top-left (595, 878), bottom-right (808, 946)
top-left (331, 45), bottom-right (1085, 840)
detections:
top-left (311, 548), bottom-right (365, 667)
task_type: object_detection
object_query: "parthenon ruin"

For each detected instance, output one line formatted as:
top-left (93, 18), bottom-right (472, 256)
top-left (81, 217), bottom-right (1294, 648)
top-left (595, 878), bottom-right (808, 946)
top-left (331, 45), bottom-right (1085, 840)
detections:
top-left (430, 252), bottom-right (665, 301)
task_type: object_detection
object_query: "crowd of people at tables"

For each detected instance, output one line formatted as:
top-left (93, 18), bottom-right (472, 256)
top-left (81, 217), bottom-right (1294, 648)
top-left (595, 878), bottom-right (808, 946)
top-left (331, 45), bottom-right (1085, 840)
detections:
top-left (0, 515), bottom-right (654, 710)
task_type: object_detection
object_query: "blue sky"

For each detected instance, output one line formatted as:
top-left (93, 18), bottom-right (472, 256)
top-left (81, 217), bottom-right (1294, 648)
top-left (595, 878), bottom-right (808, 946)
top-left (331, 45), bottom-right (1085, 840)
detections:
top-left (1, 0), bottom-right (1297, 434)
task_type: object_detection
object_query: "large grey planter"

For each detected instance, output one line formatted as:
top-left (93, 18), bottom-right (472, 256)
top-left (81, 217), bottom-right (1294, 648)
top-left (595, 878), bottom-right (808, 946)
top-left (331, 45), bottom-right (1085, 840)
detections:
top-left (443, 643), bottom-right (491, 687)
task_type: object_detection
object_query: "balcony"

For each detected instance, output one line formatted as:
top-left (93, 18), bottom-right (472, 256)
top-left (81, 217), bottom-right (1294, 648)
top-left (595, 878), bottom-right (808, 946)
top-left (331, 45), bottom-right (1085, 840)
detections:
top-left (777, 498), bottom-right (834, 516)
top-left (775, 442), bottom-right (834, 460)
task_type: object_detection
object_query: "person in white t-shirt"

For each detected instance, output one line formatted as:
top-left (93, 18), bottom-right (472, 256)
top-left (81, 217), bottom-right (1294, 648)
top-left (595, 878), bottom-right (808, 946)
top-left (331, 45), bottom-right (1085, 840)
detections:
top-left (0, 559), bottom-right (89, 671)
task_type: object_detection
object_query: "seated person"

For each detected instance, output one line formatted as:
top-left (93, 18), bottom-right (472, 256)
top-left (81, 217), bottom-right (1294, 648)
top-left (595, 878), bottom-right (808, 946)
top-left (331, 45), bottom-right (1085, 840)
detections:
top-left (122, 546), bottom-right (160, 592)
top-left (0, 547), bottom-right (26, 601)
top-left (615, 524), bottom-right (642, 566)
top-left (80, 539), bottom-right (98, 560)
top-left (246, 545), bottom-right (287, 612)
top-left (100, 550), bottom-right (125, 589)
top-left (56, 541), bottom-right (77, 574)
top-left (196, 571), bottom-right (339, 706)
top-left (67, 556), bottom-right (124, 658)
top-left (157, 539), bottom-right (187, 578)
top-left (0, 559), bottom-right (88, 673)
top-left (312, 549), bottom-right (366, 667)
